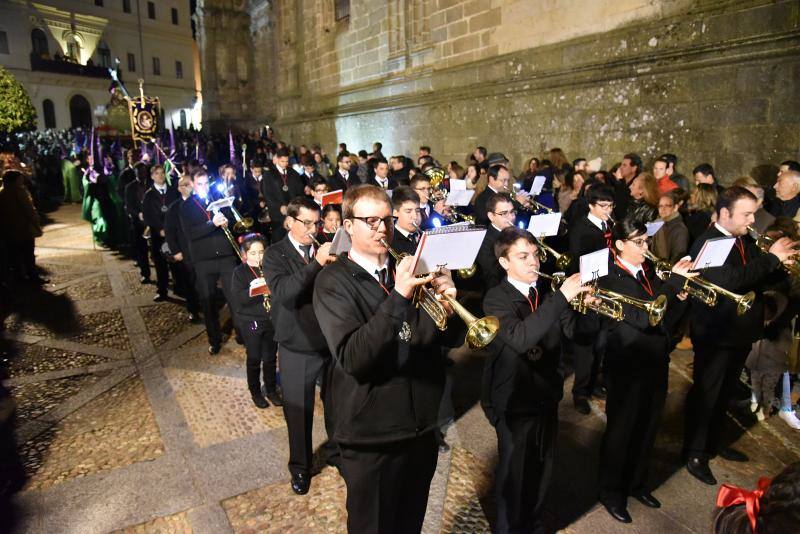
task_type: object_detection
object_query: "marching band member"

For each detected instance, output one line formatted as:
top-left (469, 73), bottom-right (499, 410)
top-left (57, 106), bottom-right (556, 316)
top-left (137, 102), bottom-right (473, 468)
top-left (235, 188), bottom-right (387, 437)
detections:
top-left (483, 226), bottom-right (590, 533)
top-left (320, 204), bottom-right (342, 242)
top-left (313, 185), bottom-right (465, 533)
top-left (476, 193), bottom-right (518, 294)
top-left (229, 233), bottom-right (282, 409)
top-left (391, 185), bottom-right (422, 257)
top-left (683, 186), bottom-right (797, 485)
top-left (261, 147), bottom-right (306, 242)
top-left (164, 175), bottom-right (200, 321)
top-left (263, 197), bottom-right (338, 495)
top-left (597, 218), bottom-right (694, 523)
top-left (142, 165), bottom-right (178, 301)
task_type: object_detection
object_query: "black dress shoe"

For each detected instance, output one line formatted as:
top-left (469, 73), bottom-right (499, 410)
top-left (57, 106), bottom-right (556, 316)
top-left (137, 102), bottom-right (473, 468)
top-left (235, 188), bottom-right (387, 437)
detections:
top-left (265, 389), bottom-right (283, 407)
top-left (718, 448), bottom-right (749, 463)
top-left (251, 394), bottom-right (269, 409)
top-left (153, 293), bottom-right (167, 302)
top-left (208, 344), bottom-right (221, 355)
top-left (291, 472), bottom-right (310, 495)
top-left (632, 491), bottom-right (661, 508)
top-left (686, 456), bottom-right (717, 485)
top-left (602, 502), bottom-right (632, 523)
top-left (574, 397), bottom-right (591, 415)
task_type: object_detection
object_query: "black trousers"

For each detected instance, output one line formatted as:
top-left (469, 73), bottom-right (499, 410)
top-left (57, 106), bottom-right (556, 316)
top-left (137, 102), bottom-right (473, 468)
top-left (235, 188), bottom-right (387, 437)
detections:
top-left (494, 409), bottom-right (558, 534)
top-left (149, 233), bottom-right (170, 295)
top-left (193, 256), bottom-right (236, 347)
top-left (570, 334), bottom-right (604, 399)
top-left (171, 260), bottom-right (199, 314)
top-left (130, 218), bottom-right (150, 279)
top-left (278, 345), bottom-right (337, 475)
top-left (683, 344), bottom-right (749, 459)
top-left (599, 361), bottom-right (668, 507)
top-left (238, 318), bottom-right (278, 396)
top-left (339, 432), bottom-right (438, 534)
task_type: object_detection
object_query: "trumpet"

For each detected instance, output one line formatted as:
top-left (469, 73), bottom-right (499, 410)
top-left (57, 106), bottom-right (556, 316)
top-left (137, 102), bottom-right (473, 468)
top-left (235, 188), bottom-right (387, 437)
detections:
top-left (534, 235), bottom-right (573, 271)
top-left (256, 265), bottom-right (272, 313)
top-left (380, 238), bottom-right (499, 349)
top-left (539, 270), bottom-right (667, 326)
top-left (229, 204), bottom-right (254, 234)
top-left (747, 226), bottom-right (800, 278)
top-left (643, 250), bottom-right (754, 315)
top-left (507, 185), bottom-right (553, 213)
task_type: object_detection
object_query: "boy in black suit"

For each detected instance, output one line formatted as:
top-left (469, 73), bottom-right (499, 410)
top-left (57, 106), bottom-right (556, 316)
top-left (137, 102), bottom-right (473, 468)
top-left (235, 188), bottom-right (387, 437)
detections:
top-left (368, 157), bottom-right (398, 191)
top-left (476, 193), bottom-right (517, 293)
top-left (483, 227), bottom-right (591, 533)
top-left (391, 185), bottom-right (422, 257)
top-left (567, 184), bottom-right (616, 414)
top-left (261, 147), bottom-right (306, 243)
top-left (142, 165), bottom-right (179, 301)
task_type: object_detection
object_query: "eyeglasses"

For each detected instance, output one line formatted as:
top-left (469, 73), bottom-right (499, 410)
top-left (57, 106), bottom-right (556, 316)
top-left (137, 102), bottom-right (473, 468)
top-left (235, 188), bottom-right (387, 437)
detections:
top-left (493, 209), bottom-right (517, 217)
top-left (414, 186), bottom-right (432, 192)
top-left (351, 215), bottom-right (395, 231)
top-left (595, 202), bottom-right (615, 209)
top-left (290, 215), bottom-right (322, 229)
top-left (626, 238), bottom-right (649, 248)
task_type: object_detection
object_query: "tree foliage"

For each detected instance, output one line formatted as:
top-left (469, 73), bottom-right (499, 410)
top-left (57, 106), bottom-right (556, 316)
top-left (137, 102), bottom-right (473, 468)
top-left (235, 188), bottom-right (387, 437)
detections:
top-left (0, 66), bottom-right (37, 133)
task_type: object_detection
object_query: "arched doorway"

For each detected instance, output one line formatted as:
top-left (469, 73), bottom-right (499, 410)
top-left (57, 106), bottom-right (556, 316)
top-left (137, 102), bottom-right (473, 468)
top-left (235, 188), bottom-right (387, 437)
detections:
top-left (42, 99), bottom-right (56, 128)
top-left (69, 94), bottom-right (92, 128)
top-left (31, 29), bottom-right (48, 58)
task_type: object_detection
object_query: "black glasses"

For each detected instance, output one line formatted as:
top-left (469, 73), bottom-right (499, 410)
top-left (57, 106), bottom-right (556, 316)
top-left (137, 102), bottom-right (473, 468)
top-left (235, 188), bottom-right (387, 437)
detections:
top-left (626, 237), bottom-right (649, 248)
top-left (351, 215), bottom-right (395, 231)
top-left (290, 215), bottom-right (322, 229)
top-left (493, 209), bottom-right (517, 217)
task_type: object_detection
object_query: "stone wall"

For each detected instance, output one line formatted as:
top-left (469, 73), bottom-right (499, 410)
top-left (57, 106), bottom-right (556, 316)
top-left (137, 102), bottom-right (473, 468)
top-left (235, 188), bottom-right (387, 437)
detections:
top-left (198, 0), bottom-right (800, 183)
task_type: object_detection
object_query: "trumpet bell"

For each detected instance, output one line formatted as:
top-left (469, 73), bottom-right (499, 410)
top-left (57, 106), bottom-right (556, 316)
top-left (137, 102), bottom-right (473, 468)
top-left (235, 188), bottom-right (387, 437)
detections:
top-left (555, 252), bottom-right (572, 271)
top-left (233, 217), bottom-right (254, 234)
top-left (466, 315), bottom-right (500, 350)
top-left (648, 294), bottom-right (668, 326)
top-left (458, 264), bottom-right (477, 279)
top-left (737, 291), bottom-right (755, 316)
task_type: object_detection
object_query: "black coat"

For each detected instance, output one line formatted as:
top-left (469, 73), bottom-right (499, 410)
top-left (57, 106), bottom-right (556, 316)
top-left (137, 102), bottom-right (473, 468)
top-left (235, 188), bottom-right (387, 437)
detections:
top-left (568, 216), bottom-right (611, 274)
top-left (312, 255), bottom-right (465, 446)
top-left (476, 225), bottom-right (504, 292)
top-left (178, 194), bottom-right (236, 263)
top-left (164, 198), bottom-right (189, 259)
top-left (599, 262), bottom-right (688, 372)
top-left (688, 226), bottom-right (780, 348)
top-left (142, 186), bottom-right (180, 233)
top-left (326, 170), bottom-right (359, 192)
top-left (366, 176), bottom-right (398, 191)
top-left (123, 179), bottom-right (148, 221)
top-left (473, 187), bottom-right (495, 226)
top-left (229, 262), bottom-right (271, 324)
top-left (260, 168), bottom-right (306, 225)
top-left (263, 236), bottom-right (327, 352)
top-left (392, 227), bottom-right (418, 258)
top-left (481, 280), bottom-right (573, 424)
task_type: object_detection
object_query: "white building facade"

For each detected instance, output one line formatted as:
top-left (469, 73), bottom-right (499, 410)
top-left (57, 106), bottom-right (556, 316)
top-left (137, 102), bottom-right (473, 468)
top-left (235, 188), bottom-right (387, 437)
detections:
top-left (0, 0), bottom-right (201, 132)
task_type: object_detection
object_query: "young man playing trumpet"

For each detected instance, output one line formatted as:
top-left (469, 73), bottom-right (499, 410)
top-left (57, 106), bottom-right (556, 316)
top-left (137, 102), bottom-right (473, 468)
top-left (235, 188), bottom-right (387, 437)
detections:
top-left (482, 227), bottom-right (592, 533)
top-left (313, 185), bottom-right (465, 533)
top-left (683, 186), bottom-right (797, 485)
top-left (263, 197), bottom-right (338, 495)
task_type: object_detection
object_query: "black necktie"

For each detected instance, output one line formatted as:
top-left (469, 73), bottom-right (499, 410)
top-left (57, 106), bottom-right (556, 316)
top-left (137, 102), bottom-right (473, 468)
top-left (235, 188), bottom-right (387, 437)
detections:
top-left (636, 270), bottom-right (646, 284)
top-left (299, 244), bottom-right (312, 263)
top-left (601, 222), bottom-right (607, 232)
top-left (376, 268), bottom-right (387, 287)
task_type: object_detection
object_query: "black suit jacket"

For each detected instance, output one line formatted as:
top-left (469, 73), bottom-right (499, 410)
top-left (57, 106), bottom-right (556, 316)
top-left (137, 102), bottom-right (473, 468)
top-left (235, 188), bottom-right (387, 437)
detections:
top-left (599, 262), bottom-right (687, 372)
top-left (178, 194), bottom-right (236, 263)
top-left (124, 179), bottom-right (148, 221)
top-left (263, 236), bottom-right (327, 352)
top-left (260, 168), bottom-right (306, 225)
top-left (164, 198), bottom-right (190, 260)
top-left (327, 170), bottom-right (359, 192)
top-left (313, 255), bottom-right (465, 445)
top-left (481, 281), bottom-right (573, 424)
top-left (688, 226), bottom-right (780, 348)
top-left (142, 186), bottom-right (180, 232)
top-left (476, 225), bottom-right (504, 293)
top-left (229, 262), bottom-right (272, 325)
top-left (392, 227), bottom-right (418, 258)
top-left (366, 176), bottom-right (398, 191)
top-left (568, 216), bottom-right (611, 274)
top-left (474, 188), bottom-right (495, 226)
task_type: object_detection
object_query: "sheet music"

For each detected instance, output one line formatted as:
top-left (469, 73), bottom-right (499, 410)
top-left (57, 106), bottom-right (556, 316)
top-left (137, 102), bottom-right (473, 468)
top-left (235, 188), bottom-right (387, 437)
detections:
top-left (445, 190), bottom-right (474, 206)
top-left (450, 179), bottom-right (467, 191)
top-left (528, 213), bottom-right (562, 237)
top-left (692, 236), bottom-right (736, 270)
top-left (529, 175), bottom-right (546, 196)
top-left (207, 197), bottom-right (234, 212)
top-left (412, 226), bottom-right (487, 275)
top-left (579, 248), bottom-right (610, 284)
top-left (646, 221), bottom-right (665, 237)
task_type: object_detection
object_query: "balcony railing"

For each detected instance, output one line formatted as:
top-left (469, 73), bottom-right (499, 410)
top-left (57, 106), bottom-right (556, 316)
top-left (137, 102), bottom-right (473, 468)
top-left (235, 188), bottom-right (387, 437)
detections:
top-left (30, 54), bottom-right (109, 78)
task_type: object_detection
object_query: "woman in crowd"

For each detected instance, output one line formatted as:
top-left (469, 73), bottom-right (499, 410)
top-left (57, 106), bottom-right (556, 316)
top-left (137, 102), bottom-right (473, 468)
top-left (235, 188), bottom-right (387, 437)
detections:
top-left (558, 170), bottom-right (586, 213)
top-left (628, 172), bottom-right (659, 223)
top-left (228, 233), bottom-right (282, 409)
top-left (686, 183), bottom-right (718, 243)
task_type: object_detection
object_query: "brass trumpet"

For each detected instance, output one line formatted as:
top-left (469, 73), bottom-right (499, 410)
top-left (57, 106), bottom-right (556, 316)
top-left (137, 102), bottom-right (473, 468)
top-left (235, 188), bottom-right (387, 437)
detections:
top-left (747, 225), bottom-right (800, 278)
top-left (230, 204), bottom-right (254, 234)
top-left (538, 270), bottom-right (667, 326)
top-left (380, 238), bottom-right (499, 349)
top-left (534, 235), bottom-right (573, 271)
top-left (643, 250), bottom-right (754, 315)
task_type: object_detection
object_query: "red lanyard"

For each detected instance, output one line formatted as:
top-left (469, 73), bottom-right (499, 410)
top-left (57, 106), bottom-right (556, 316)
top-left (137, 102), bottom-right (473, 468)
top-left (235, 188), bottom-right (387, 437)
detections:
top-left (348, 253), bottom-right (393, 295)
top-left (192, 196), bottom-right (210, 221)
top-left (735, 238), bottom-right (747, 265)
top-left (246, 263), bottom-right (260, 279)
top-left (525, 287), bottom-right (539, 312)
top-left (615, 259), bottom-right (653, 296)
top-left (279, 169), bottom-right (288, 189)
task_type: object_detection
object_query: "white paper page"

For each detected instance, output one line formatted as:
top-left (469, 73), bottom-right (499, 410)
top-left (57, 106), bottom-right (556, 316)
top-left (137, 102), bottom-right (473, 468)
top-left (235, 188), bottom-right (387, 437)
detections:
top-left (330, 227), bottom-right (352, 255)
top-left (692, 236), bottom-right (736, 270)
top-left (207, 196), bottom-right (234, 212)
top-left (445, 190), bottom-right (474, 206)
top-left (579, 248), bottom-right (610, 284)
top-left (412, 228), bottom-right (487, 275)
top-left (450, 179), bottom-right (467, 191)
top-left (527, 213), bottom-right (562, 237)
top-left (646, 221), bottom-right (665, 237)
top-left (529, 175), bottom-right (547, 196)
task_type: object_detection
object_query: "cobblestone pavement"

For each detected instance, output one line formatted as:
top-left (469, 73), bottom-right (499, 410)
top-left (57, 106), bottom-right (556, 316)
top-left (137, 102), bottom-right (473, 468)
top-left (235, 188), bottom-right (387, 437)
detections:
top-left (2, 204), bottom-right (798, 533)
